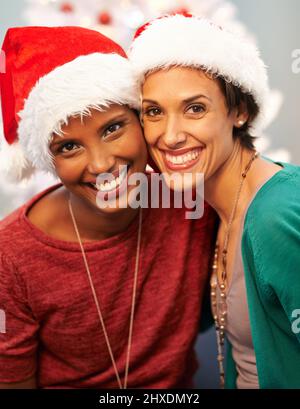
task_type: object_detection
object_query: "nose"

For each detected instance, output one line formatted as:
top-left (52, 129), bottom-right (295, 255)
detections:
top-left (161, 115), bottom-right (187, 149)
top-left (86, 145), bottom-right (115, 175)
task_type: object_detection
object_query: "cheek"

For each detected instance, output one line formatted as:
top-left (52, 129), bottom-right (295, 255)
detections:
top-left (54, 157), bottom-right (84, 184)
top-left (193, 115), bottom-right (234, 146)
top-left (142, 121), bottom-right (161, 146)
top-left (119, 129), bottom-right (148, 163)
top-left (148, 146), bottom-right (161, 168)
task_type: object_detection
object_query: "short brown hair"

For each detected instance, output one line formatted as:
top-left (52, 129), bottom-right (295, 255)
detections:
top-left (217, 77), bottom-right (259, 150)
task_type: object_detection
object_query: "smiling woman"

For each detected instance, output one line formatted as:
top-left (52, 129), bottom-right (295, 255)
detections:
top-left (141, 67), bottom-right (243, 181)
top-left (0, 26), bottom-right (217, 389)
top-left (130, 13), bottom-right (300, 389)
top-left (28, 105), bottom-right (147, 242)
top-left (49, 106), bottom-right (147, 219)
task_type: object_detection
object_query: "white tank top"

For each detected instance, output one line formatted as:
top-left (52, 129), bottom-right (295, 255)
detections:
top-left (225, 240), bottom-right (259, 389)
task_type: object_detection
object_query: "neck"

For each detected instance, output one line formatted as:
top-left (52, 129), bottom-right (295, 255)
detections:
top-left (204, 143), bottom-right (256, 226)
top-left (68, 191), bottom-right (140, 242)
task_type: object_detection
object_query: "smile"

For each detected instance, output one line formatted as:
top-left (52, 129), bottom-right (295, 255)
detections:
top-left (95, 165), bottom-right (128, 192)
top-left (83, 165), bottom-right (130, 197)
top-left (163, 148), bottom-right (203, 170)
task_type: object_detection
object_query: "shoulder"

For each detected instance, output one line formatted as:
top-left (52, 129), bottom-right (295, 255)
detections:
top-left (0, 183), bottom-right (63, 261)
top-left (242, 162), bottom-right (300, 285)
top-left (26, 184), bottom-right (67, 232)
top-left (245, 162), bottom-right (300, 235)
top-left (0, 205), bottom-right (26, 251)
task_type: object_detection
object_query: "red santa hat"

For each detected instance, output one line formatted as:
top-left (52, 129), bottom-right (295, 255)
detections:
top-left (0, 26), bottom-right (139, 182)
top-left (129, 13), bottom-right (270, 133)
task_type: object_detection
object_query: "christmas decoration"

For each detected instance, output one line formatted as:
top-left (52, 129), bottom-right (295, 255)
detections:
top-left (60, 2), bottom-right (74, 13)
top-left (98, 10), bottom-right (112, 25)
top-left (170, 7), bottom-right (190, 15)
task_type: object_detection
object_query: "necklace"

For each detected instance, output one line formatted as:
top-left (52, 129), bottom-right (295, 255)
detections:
top-left (210, 150), bottom-right (258, 388)
top-left (68, 198), bottom-right (143, 389)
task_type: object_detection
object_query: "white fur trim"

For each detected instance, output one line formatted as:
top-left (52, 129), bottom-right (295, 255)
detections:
top-left (0, 139), bottom-right (35, 182)
top-left (18, 53), bottom-right (139, 174)
top-left (129, 15), bottom-right (270, 132)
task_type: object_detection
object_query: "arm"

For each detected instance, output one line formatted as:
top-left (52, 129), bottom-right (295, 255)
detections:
top-left (0, 252), bottom-right (39, 385)
top-left (245, 197), bottom-right (300, 344)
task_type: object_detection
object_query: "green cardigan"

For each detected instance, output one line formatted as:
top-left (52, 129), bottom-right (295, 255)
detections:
top-left (225, 161), bottom-right (300, 388)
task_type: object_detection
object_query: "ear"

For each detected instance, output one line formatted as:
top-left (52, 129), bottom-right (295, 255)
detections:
top-left (234, 101), bottom-right (249, 128)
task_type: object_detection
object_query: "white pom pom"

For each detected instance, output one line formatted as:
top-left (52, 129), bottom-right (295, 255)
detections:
top-left (0, 138), bottom-right (35, 183)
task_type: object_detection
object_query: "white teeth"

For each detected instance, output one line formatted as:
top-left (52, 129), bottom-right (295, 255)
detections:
top-left (165, 149), bottom-right (201, 165)
top-left (95, 166), bottom-right (128, 192)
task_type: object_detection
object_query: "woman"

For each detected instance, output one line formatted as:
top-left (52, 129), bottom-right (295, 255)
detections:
top-left (129, 13), bottom-right (300, 388)
top-left (0, 26), bottom-right (216, 388)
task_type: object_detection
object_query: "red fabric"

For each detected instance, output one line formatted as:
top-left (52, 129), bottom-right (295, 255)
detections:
top-left (0, 26), bottom-right (126, 145)
top-left (0, 184), bottom-right (216, 388)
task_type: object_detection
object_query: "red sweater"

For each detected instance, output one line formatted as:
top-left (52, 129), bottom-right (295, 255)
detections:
top-left (0, 184), bottom-right (216, 388)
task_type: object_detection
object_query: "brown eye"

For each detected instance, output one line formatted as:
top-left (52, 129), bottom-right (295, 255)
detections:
top-left (103, 122), bottom-right (122, 138)
top-left (144, 107), bottom-right (162, 117)
top-left (59, 142), bottom-right (79, 153)
top-left (186, 104), bottom-right (205, 114)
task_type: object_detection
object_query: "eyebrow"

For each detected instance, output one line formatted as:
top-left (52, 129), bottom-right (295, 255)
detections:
top-left (183, 94), bottom-right (212, 103)
top-left (142, 94), bottom-right (212, 105)
top-left (142, 99), bottom-right (159, 105)
top-left (99, 113), bottom-right (128, 131)
top-left (50, 135), bottom-right (78, 148)
top-left (50, 136), bottom-right (72, 148)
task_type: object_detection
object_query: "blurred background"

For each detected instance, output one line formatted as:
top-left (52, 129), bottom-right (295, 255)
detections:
top-left (0, 0), bottom-right (299, 388)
